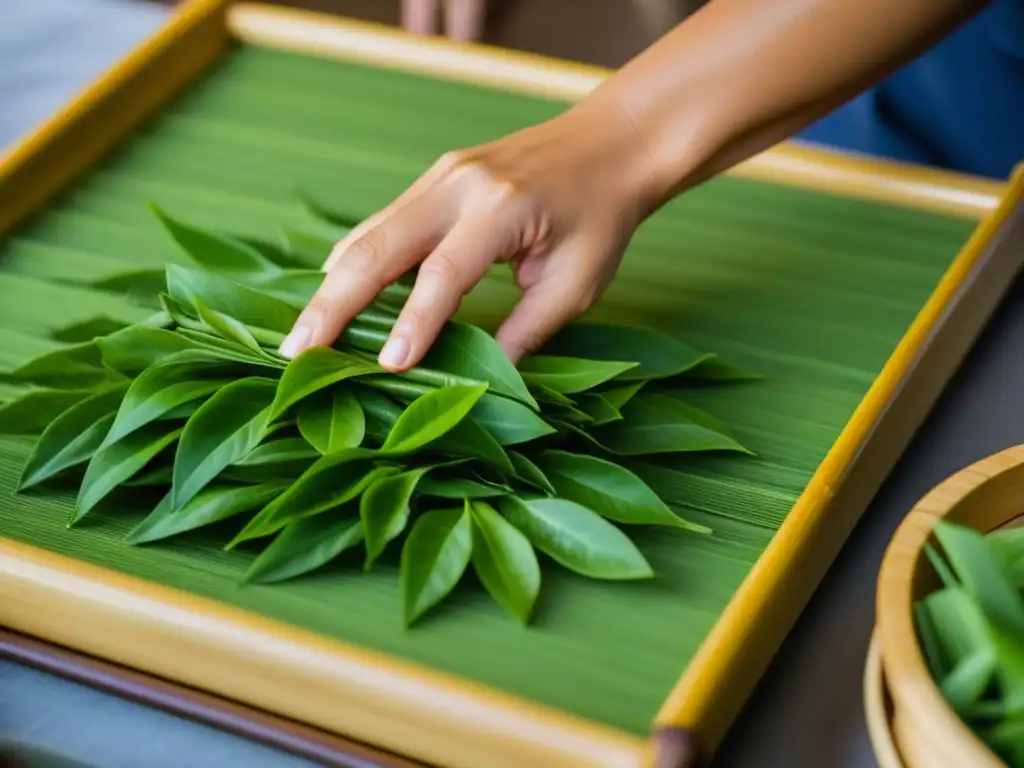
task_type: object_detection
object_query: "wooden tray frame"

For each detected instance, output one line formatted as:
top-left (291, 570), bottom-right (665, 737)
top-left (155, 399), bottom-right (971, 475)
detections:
top-left (1, 2), bottom-right (1023, 767)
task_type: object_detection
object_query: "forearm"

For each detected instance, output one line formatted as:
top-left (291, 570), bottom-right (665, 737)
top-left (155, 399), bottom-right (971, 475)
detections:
top-left (588, 0), bottom-right (990, 212)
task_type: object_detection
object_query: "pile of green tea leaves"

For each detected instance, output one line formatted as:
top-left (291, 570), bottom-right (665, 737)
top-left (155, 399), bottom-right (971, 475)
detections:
top-left (0, 201), bottom-right (759, 627)
top-left (916, 521), bottom-right (1024, 765)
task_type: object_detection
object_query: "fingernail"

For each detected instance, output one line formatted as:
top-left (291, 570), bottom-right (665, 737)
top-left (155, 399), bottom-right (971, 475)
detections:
top-left (378, 336), bottom-right (410, 369)
top-left (278, 325), bottom-right (311, 358)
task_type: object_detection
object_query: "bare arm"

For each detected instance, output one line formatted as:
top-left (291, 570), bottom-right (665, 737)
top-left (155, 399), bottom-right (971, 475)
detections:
top-left (595, 0), bottom-right (989, 210)
top-left (280, 0), bottom-right (989, 369)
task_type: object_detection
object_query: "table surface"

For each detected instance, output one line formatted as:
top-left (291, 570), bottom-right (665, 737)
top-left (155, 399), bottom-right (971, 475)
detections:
top-left (3, 2), bottom-right (1023, 767)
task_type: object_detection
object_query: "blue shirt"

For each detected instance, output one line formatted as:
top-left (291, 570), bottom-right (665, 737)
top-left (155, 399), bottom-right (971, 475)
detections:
top-left (797, 0), bottom-right (1024, 179)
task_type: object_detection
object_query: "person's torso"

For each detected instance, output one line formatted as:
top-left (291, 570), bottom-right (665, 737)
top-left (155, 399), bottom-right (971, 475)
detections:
top-left (879, 0), bottom-right (1024, 178)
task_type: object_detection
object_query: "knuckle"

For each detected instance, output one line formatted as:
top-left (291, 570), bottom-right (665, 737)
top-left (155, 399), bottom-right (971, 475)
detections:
top-left (302, 295), bottom-right (334, 326)
top-left (398, 303), bottom-right (425, 330)
top-left (556, 287), bottom-right (596, 321)
top-left (344, 231), bottom-right (385, 274)
top-left (438, 150), bottom-right (522, 206)
top-left (518, 330), bottom-right (548, 355)
top-left (488, 177), bottom-right (520, 203)
top-left (573, 291), bottom-right (597, 316)
top-left (420, 251), bottom-right (461, 284)
top-left (436, 150), bottom-right (465, 173)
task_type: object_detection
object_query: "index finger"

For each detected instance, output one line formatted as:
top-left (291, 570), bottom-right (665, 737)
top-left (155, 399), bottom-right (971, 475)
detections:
top-left (279, 195), bottom-right (446, 358)
top-left (323, 152), bottom-right (462, 274)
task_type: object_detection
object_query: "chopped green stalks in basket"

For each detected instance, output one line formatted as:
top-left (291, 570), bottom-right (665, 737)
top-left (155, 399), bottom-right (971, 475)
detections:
top-left (4, 202), bottom-right (760, 627)
top-left (915, 521), bottom-right (1024, 767)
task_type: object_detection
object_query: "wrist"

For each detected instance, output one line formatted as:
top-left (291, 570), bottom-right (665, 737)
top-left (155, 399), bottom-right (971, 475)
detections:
top-left (564, 91), bottom-right (705, 223)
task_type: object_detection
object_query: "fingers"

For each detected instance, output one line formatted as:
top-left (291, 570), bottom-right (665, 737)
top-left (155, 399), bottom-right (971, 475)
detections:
top-left (445, 0), bottom-right (487, 41)
top-left (496, 246), bottom-right (599, 364)
top-left (323, 158), bottom-right (456, 274)
top-left (378, 212), bottom-right (514, 372)
top-left (402, 0), bottom-right (439, 35)
top-left (280, 195), bottom-right (445, 358)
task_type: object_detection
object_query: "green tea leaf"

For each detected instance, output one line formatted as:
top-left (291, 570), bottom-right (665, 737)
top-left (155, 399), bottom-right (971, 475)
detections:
top-left (18, 385), bottom-right (128, 490)
top-left (193, 297), bottom-right (263, 352)
top-left (97, 326), bottom-right (203, 376)
top-left (508, 451), bottom-right (555, 495)
top-left (171, 377), bottom-right (277, 510)
top-left (598, 381), bottom-right (645, 411)
top-left (74, 423), bottom-right (182, 523)
top-left (51, 316), bottom-right (131, 343)
top-left (7, 341), bottom-right (108, 389)
top-left (422, 322), bottom-right (537, 409)
top-left (124, 465), bottom-right (173, 487)
top-left (432, 417), bottom-right (514, 474)
top-left (542, 323), bottom-right (712, 380)
top-left (684, 356), bottom-right (765, 382)
top-left (226, 437), bottom-right (320, 481)
top-left (526, 380), bottom-right (576, 408)
top-left (166, 264), bottom-right (299, 334)
top-left (256, 269), bottom-right (323, 307)
top-left (470, 392), bottom-right (556, 446)
top-left (943, 651), bottom-right (999, 712)
top-left (594, 392), bottom-right (751, 455)
top-left (400, 504), bottom-right (473, 625)
top-left (173, 329), bottom-right (281, 368)
top-left (501, 496), bottom-right (654, 580)
top-left (236, 234), bottom-right (312, 271)
top-left (926, 542), bottom-right (959, 589)
top-left (469, 500), bottom-right (540, 624)
top-left (298, 189), bottom-right (363, 230)
top-left (537, 450), bottom-right (709, 531)
top-left (228, 449), bottom-right (384, 544)
top-left (161, 400), bottom-right (205, 421)
top-left (915, 600), bottom-right (950, 681)
top-left (518, 355), bottom-right (637, 394)
top-left (986, 717), bottom-right (1024, 766)
top-left (381, 384), bottom-right (488, 454)
top-left (923, 588), bottom-right (996, 702)
top-left (417, 476), bottom-right (510, 500)
top-left (271, 346), bottom-right (379, 418)
top-left (85, 269), bottom-right (167, 304)
top-left (279, 228), bottom-right (335, 269)
top-left (297, 388), bottom-right (365, 454)
top-left (126, 482), bottom-right (287, 544)
top-left (935, 521), bottom-right (1024, 637)
top-left (159, 291), bottom-right (202, 329)
top-left (575, 393), bottom-right (622, 426)
top-left (152, 205), bottom-right (282, 277)
top-left (0, 388), bottom-right (94, 435)
top-left (244, 513), bottom-right (364, 584)
top-left (353, 385), bottom-right (403, 444)
top-left (991, 624), bottom-right (1024, 713)
top-left (988, 533), bottom-right (1024, 591)
top-left (101, 354), bottom-right (235, 449)
top-left (362, 467), bottom-right (431, 568)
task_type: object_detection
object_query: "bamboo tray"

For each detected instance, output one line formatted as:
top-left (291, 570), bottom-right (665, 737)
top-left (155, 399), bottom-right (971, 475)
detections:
top-left (2, 2), bottom-right (1024, 767)
top-left (870, 446), bottom-right (1024, 768)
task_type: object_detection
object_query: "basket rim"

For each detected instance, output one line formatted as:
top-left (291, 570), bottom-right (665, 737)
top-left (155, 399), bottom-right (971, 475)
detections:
top-left (864, 629), bottom-right (905, 768)
top-left (875, 445), bottom-right (1024, 768)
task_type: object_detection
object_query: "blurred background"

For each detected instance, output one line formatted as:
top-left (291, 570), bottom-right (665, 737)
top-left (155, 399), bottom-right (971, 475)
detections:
top-left (152, 0), bottom-right (707, 67)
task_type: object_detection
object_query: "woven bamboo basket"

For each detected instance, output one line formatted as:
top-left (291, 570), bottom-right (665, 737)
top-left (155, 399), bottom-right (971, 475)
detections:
top-left (870, 445), bottom-right (1024, 768)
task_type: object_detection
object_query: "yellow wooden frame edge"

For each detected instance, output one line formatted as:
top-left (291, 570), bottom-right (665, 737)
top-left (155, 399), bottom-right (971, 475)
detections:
top-left (0, 0), bottom-right (230, 234)
top-left (1, 2), bottom-right (1022, 768)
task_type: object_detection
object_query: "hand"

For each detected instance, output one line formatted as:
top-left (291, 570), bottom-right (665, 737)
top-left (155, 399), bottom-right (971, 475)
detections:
top-left (279, 97), bottom-right (660, 372)
top-left (402, 0), bottom-right (487, 41)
